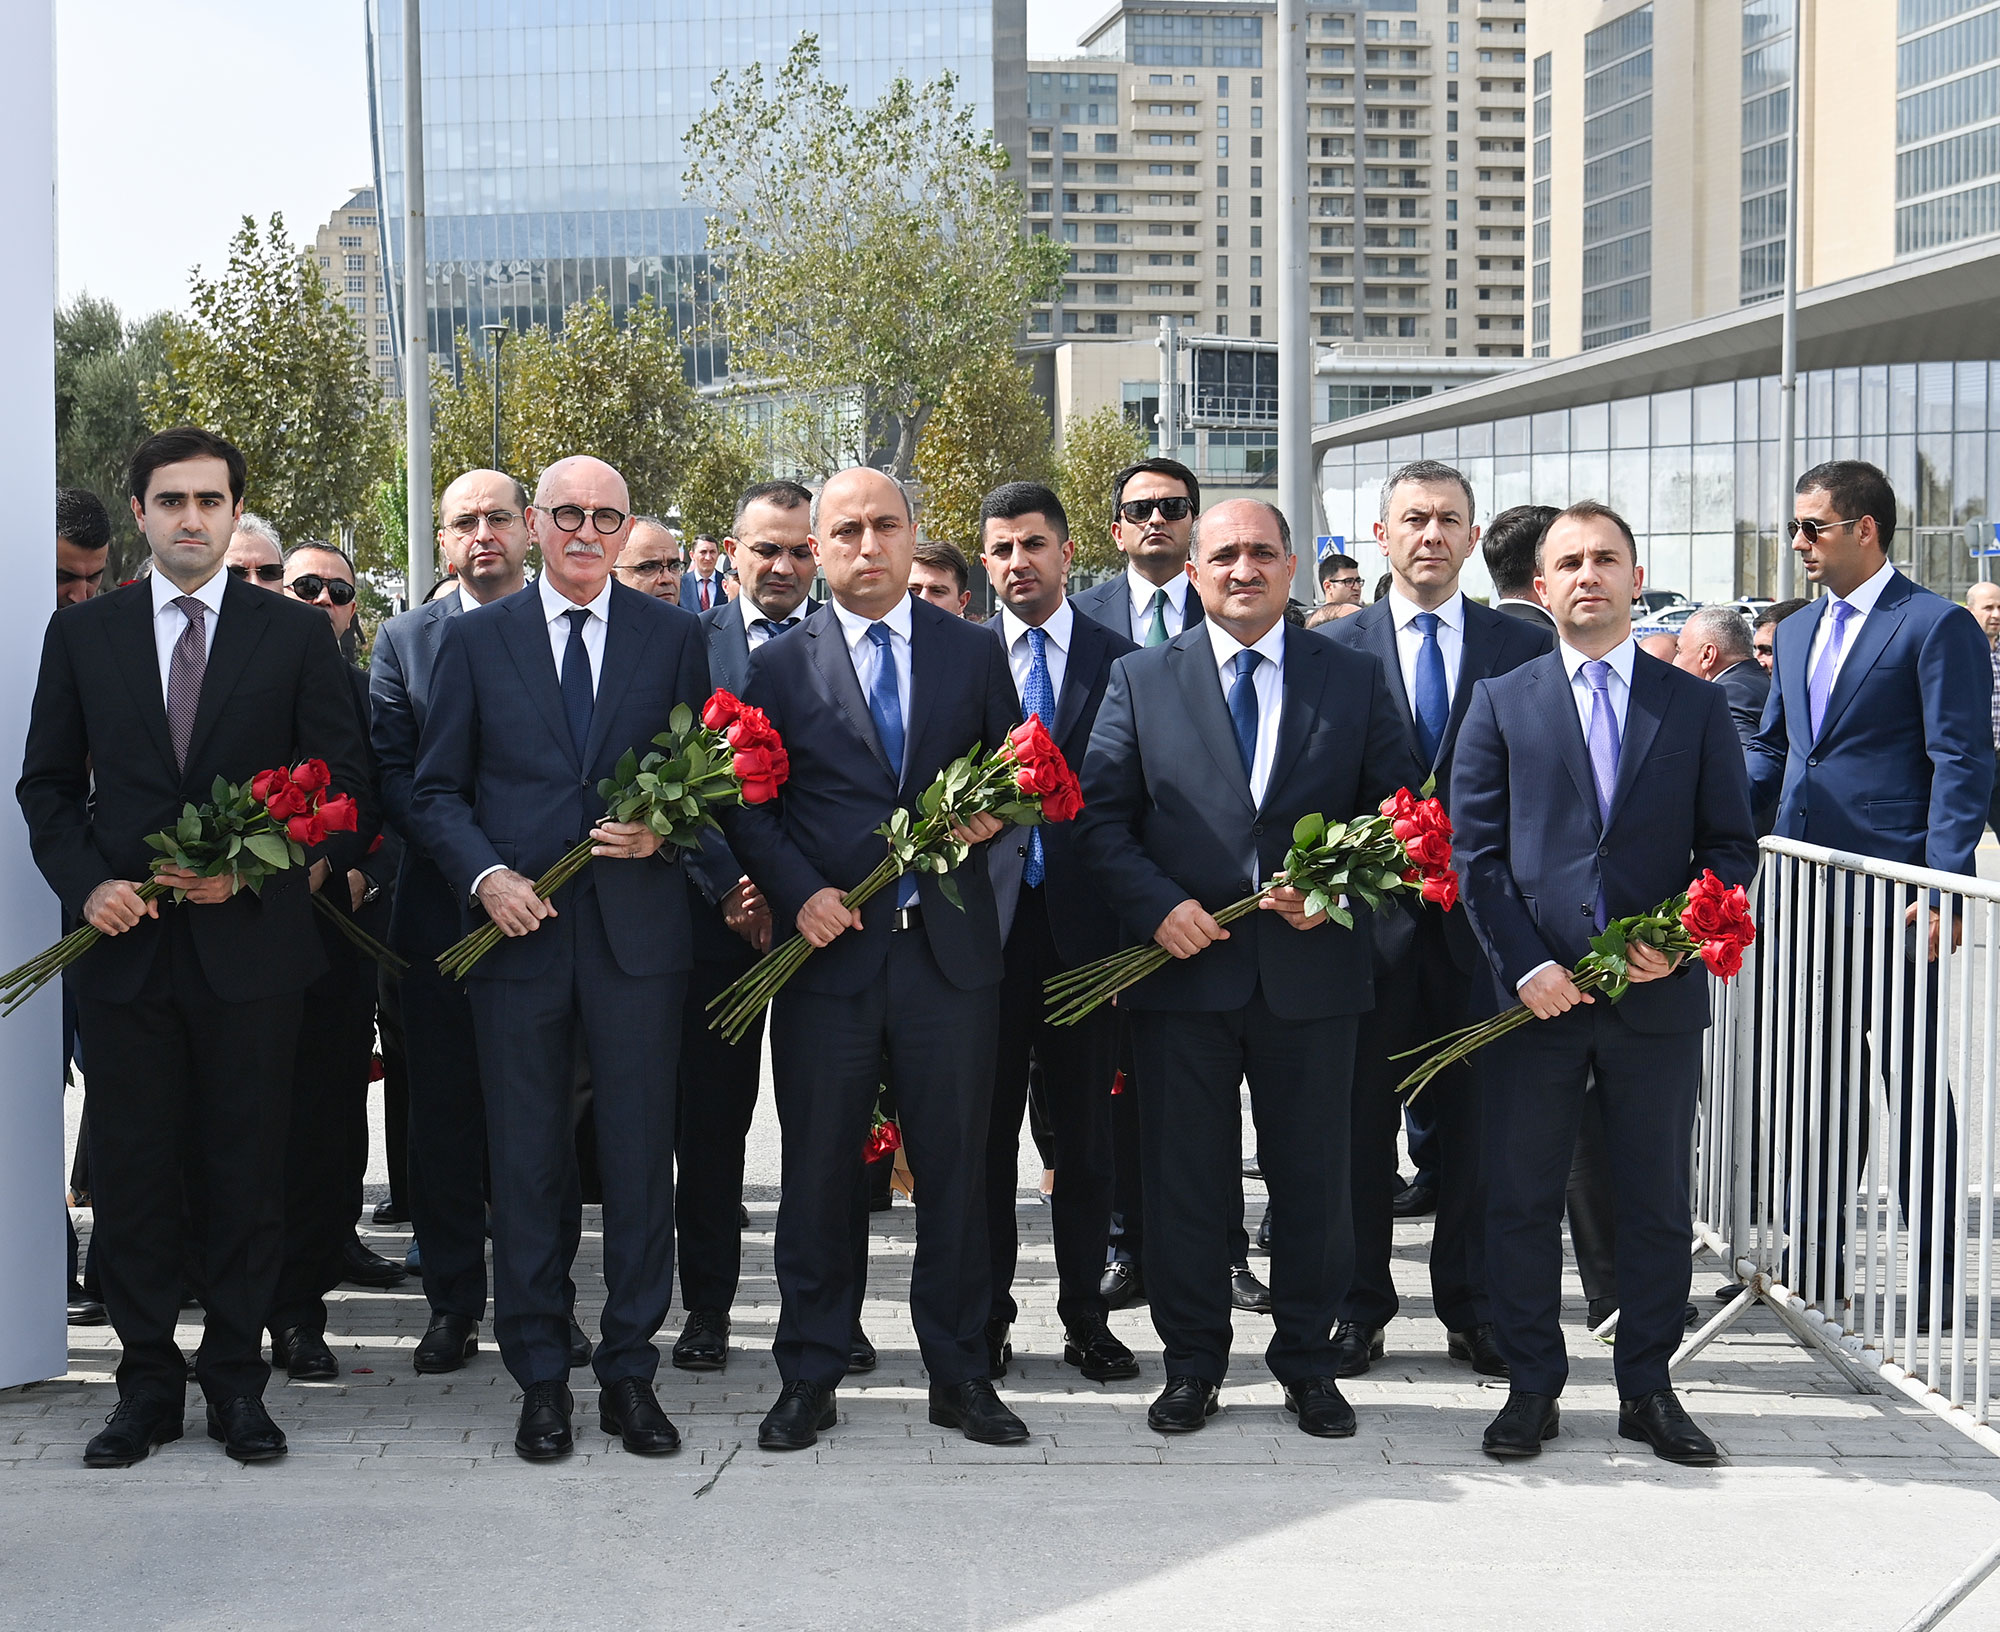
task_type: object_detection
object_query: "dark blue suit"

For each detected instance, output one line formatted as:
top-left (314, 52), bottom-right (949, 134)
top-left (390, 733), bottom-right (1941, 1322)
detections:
top-left (1453, 646), bottom-right (1757, 1399)
top-left (723, 597), bottom-right (1020, 1388)
top-left (1323, 596), bottom-right (1552, 1338)
top-left (681, 569), bottom-right (729, 613)
top-left (1069, 571), bottom-right (1203, 644)
top-left (1076, 623), bottom-right (1418, 1384)
top-left (411, 582), bottom-right (710, 1389)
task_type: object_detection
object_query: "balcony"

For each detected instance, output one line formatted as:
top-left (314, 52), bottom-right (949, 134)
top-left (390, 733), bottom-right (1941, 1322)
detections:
top-left (1129, 110), bottom-right (1206, 134)
top-left (1130, 83), bottom-right (1204, 104)
top-left (1129, 198), bottom-right (1205, 222)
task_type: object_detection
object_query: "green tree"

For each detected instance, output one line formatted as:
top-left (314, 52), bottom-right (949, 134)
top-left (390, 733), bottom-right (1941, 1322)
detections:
top-left (913, 357), bottom-right (1053, 554)
top-left (56, 295), bottom-right (171, 582)
top-left (1056, 407), bottom-right (1150, 575)
top-left (143, 215), bottom-right (393, 570)
top-left (684, 34), bottom-right (1068, 479)
top-left (675, 422), bottom-right (764, 541)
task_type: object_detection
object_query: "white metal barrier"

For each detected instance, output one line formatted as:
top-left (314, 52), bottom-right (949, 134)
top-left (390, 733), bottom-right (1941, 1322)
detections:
top-left (1679, 836), bottom-right (2000, 1629)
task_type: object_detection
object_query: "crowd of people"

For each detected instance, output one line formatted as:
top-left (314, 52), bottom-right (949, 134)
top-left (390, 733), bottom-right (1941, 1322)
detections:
top-left (31, 427), bottom-right (1992, 1472)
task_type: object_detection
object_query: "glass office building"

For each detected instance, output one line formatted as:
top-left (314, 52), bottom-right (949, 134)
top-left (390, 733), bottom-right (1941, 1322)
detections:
top-left (1897, 0), bottom-right (2000, 254)
top-left (366, 1), bottom-right (1022, 384)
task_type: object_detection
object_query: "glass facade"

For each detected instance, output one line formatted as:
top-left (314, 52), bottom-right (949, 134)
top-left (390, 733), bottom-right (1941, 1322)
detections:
top-left (1740, 0), bottom-right (1791, 302)
top-left (1579, 4), bottom-right (1652, 350)
top-left (1320, 359), bottom-right (2000, 602)
top-left (366, 0), bottom-right (1011, 384)
top-left (1897, 0), bottom-right (2000, 254)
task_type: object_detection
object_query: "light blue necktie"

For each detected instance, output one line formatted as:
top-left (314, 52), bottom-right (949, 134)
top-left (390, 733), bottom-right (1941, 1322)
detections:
top-left (1584, 658), bottom-right (1621, 929)
top-left (1411, 610), bottom-right (1448, 766)
top-left (865, 622), bottom-right (917, 908)
top-left (1229, 649), bottom-right (1263, 786)
top-left (1807, 600), bottom-right (1853, 741)
top-left (1021, 627), bottom-right (1056, 887)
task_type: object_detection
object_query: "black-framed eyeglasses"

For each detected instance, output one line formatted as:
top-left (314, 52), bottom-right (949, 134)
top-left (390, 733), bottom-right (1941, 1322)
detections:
top-left (227, 562), bottom-right (286, 583)
top-left (1118, 495), bottom-right (1194, 524)
top-left (617, 558), bottom-right (675, 579)
top-left (445, 508), bottom-right (520, 535)
top-left (544, 504), bottom-right (628, 535)
top-left (57, 566), bottom-right (107, 587)
top-left (746, 542), bottom-right (816, 563)
top-left (1785, 516), bottom-right (1862, 544)
top-left (1322, 573), bottom-right (1363, 588)
top-left (286, 574), bottom-right (357, 606)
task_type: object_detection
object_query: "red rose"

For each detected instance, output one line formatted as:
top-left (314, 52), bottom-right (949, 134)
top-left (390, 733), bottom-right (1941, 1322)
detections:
top-left (318, 793), bottom-right (360, 834)
top-left (1006, 717), bottom-right (1082, 822)
top-left (251, 768), bottom-right (288, 806)
top-left (1681, 870), bottom-right (1754, 946)
top-left (286, 812), bottom-right (327, 846)
top-left (1415, 797), bottom-right (1452, 839)
top-left (1379, 786), bottom-right (1420, 823)
top-left (702, 689), bottom-right (743, 731)
top-left (1420, 869), bottom-right (1460, 911)
top-left (726, 705), bottom-right (780, 751)
top-left (1700, 937), bottom-right (1745, 980)
top-left (1407, 829), bottom-right (1453, 872)
top-left (1038, 774), bottom-right (1085, 824)
top-left (291, 759), bottom-right (332, 794)
top-left (265, 782), bottom-right (309, 821)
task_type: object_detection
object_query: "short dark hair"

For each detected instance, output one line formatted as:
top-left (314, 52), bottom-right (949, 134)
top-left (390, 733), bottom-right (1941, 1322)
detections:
top-left (1754, 597), bottom-right (1810, 630)
top-left (734, 479), bottom-right (812, 533)
top-left (979, 481), bottom-right (1069, 543)
top-left (912, 538), bottom-right (970, 594)
top-left (283, 540), bottom-right (355, 576)
top-left (1380, 459), bottom-right (1476, 525)
top-left (128, 426), bottom-right (246, 507)
top-left (1539, 499), bottom-right (1637, 568)
top-left (1111, 456), bottom-right (1200, 522)
top-left (1483, 504), bottom-right (1558, 597)
top-left (57, 488), bottom-right (111, 552)
top-left (1798, 459), bottom-right (1897, 550)
top-left (1316, 550), bottom-right (1358, 585)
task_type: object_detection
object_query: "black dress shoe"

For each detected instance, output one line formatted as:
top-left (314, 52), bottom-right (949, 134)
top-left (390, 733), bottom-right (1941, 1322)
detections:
top-left (1230, 1265), bottom-right (1272, 1314)
top-left (1255, 1210), bottom-right (1272, 1253)
top-left (929, 1377), bottom-right (1030, 1444)
top-left (1100, 1260), bottom-right (1144, 1309)
top-left (371, 1198), bottom-right (409, 1225)
top-left (847, 1325), bottom-right (877, 1375)
top-left (1332, 1321), bottom-right (1385, 1378)
top-left (1446, 1323), bottom-right (1510, 1378)
top-left (339, 1237), bottom-right (408, 1289)
top-left (515, 1381), bottom-right (574, 1461)
top-left (1587, 1297), bottom-right (1618, 1328)
top-left (1483, 1391), bottom-right (1560, 1458)
top-left (84, 1396), bottom-right (182, 1468)
top-left (984, 1317), bottom-right (1012, 1380)
top-left (1147, 1375), bottom-right (1221, 1434)
top-left (1062, 1319), bottom-right (1140, 1382)
top-left (672, 1309), bottom-right (730, 1372)
top-left (1618, 1389), bottom-right (1721, 1465)
top-left (738, 1204), bottom-right (751, 1229)
top-left (1241, 1155), bottom-right (1263, 1180)
top-left (568, 1315), bottom-right (593, 1370)
top-left (1391, 1180), bottom-right (1438, 1218)
top-left (598, 1377), bottom-right (681, 1455)
top-left (206, 1396), bottom-right (287, 1462)
top-left (270, 1324), bottom-right (339, 1381)
top-left (867, 1192), bottom-right (893, 1213)
top-left (1284, 1376), bottom-right (1358, 1438)
top-left (759, 1380), bottom-right (836, 1450)
top-left (67, 1283), bottom-right (107, 1327)
top-left (413, 1313), bottom-right (479, 1374)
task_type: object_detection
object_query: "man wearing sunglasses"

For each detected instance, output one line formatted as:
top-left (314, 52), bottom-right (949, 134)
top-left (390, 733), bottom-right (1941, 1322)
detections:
top-left (224, 513), bottom-right (286, 588)
top-left (1071, 457), bottom-right (1206, 649)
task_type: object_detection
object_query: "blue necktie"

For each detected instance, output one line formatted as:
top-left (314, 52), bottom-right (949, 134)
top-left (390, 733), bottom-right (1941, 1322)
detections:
top-left (865, 623), bottom-right (917, 908)
top-left (1410, 610), bottom-right (1448, 766)
top-left (1021, 627), bottom-right (1056, 888)
top-left (1584, 658), bottom-right (1622, 929)
top-left (1229, 648), bottom-right (1263, 786)
top-left (560, 607), bottom-right (594, 761)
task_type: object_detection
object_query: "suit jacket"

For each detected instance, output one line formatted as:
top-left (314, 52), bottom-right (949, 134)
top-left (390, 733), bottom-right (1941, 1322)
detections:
top-left (681, 570), bottom-right (729, 613)
top-left (1494, 597), bottom-right (1556, 630)
top-left (701, 597), bottom-right (822, 698)
top-left (409, 581), bottom-right (711, 981)
top-left (987, 605), bottom-right (1140, 966)
top-left (1323, 594), bottom-right (1553, 972)
top-left (370, 592), bottom-right (469, 950)
top-left (1712, 658), bottom-right (1770, 748)
top-left (721, 597), bottom-right (1020, 996)
top-left (1746, 571), bottom-right (1994, 876)
top-left (1069, 572), bottom-right (1206, 643)
top-left (17, 574), bottom-right (373, 1004)
top-left (328, 661), bottom-right (396, 948)
top-left (1075, 622), bottom-right (1421, 1019)
top-left (1451, 648), bottom-right (1759, 1032)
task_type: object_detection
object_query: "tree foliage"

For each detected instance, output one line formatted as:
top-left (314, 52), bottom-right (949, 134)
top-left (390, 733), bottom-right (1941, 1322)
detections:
top-left (684, 34), bottom-right (1068, 479)
top-left (914, 359), bottom-right (1053, 554)
top-left (143, 215), bottom-right (393, 569)
top-left (675, 423), bottom-right (764, 541)
top-left (1057, 408), bottom-right (1151, 575)
top-left (56, 295), bottom-right (171, 582)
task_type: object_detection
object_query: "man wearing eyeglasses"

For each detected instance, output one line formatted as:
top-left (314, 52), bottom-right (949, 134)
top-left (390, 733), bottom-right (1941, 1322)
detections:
top-left (613, 517), bottom-right (684, 603)
top-left (1317, 551), bottom-right (1364, 609)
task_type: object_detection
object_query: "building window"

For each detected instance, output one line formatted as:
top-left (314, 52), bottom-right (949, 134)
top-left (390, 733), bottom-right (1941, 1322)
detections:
top-left (1580, 6), bottom-right (1653, 349)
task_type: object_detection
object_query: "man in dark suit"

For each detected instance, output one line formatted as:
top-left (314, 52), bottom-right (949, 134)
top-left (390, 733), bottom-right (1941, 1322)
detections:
top-left (976, 481), bottom-right (1139, 1386)
top-left (681, 533), bottom-right (728, 613)
top-left (1481, 505), bottom-right (1558, 631)
top-left (722, 467), bottom-right (1028, 1452)
top-left (1675, 606), bottom-right (1772, 836)
top-left (412, 455), bottom-right (711, 1462)
top-left (18, 426), bottom-right (372, 1466)
top-left (1322, 460), bottom-right (1552, 1382)
top-left (668, 479), bottom-right (818, 1372)
top-left (1453, 499), bottom-right (1757, 1465)
top-left (1077, 498), bottom-right (1419, 1438)
top-left (1746, 460), bottom-right (1994, 1313)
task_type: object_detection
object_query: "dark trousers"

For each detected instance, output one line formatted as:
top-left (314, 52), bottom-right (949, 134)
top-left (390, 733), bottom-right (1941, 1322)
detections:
top-left (985, 886), bottom-right (1116, 1331)
top-left (769, 930), bottom-right (999, 1388)
top-left (1565, 1085), bottom-right (1620, 1309)
top-left (1131, 997), bottom-right (1356, 1385)
top-left (73, 911), bottom-right (301, 1404)
top-left (1344, 916), bottom-right (1486, 1332)
top-left (469, 885), bottom-right (683, 1389)
top-left (1403, 1099), bottom-right (1441, 1190)
top-left (1108, 1024), bottom-right (1252, 1268)
top-left (376, 963), bottom-right (409, 1214)
top-left (1484, 1003), bottom-right (1700, 1399)
top-left (674, 948), bottom-right (766, 1314)
top-left (270, 933), bottom-right (378, 1334)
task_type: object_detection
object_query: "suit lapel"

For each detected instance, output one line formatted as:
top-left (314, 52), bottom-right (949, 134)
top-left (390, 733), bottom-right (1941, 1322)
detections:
top-left (1052, 614), bottom-right (1098, 744)
top-left (713, 606), bottom-right (752, 696)
top-left (1605, 655), bottom-right (1667, 824)
top-left (1169, 628), bottom-right (1254, 813)
top-left (805, 608), bottom-right (893, 779)
top-left (1358, 599), bottom-right (1414, 734)
top-left (903, 609), bottom-right (942, 789)
top-left (500, 588), bottom-right (578, 770)
top-left (582, 585), bottom-right (656, 772)
top-left (1261, 629), bottom-right (1323, 813)
top-left (181, 577), bottom-right (272, 780)
top-left (107, 583), bottom-right (177, 778)
top-left (1444, 603), bottom-right (1503, 762)
top-left (1815, 572), bottom-right (1909, 745)
top-left (1532, 656), bottom-right (1600, 828)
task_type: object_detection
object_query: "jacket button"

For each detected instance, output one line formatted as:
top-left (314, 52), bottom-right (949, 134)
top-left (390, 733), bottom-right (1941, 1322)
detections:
top-left (1598, 845), bottom-right (1609, 857)
top-left (1807, 756), bottom-right (1817, 767)
top-left (1252, 823), bottom-right (1264, 837)
top-left (1580, 904), bottom-right (1593, 916)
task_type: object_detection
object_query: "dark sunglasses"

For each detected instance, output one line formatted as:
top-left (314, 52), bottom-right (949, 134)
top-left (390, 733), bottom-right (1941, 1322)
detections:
top-left (1119, 495), bottom-right (1193, 524)
top-left (228, 562), bottom-right (286, 583)
top-left (1784, 516), bottom-right (1862, 544)
top-left (286, 574), bottom-right (357, 606)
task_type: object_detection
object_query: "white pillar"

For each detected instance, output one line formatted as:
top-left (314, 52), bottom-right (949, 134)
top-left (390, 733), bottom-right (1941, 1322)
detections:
top-left (402, 0), bottom-right (434, 604)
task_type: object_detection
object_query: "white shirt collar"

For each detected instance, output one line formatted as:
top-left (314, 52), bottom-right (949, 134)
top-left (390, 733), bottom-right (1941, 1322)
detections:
top-left (151, 563), bottom-right (229, 620)
top-left (539, 572), bottom-right (613, 625)
top-left (1205, 615), bottom-right (1286, 673)
top-left (1558, 632), bottom-right (1637, 687)
top-left (1833, 556), bottom-right (1895, 617)
top-left (1128, 566), bottom-right (1189, 614)
top-left (1386, 585), bottom-right (1465, 633)
top-left (832, 592), bottom-right (914, 649)
top-left (999, 598), bottom-right (1074, 656)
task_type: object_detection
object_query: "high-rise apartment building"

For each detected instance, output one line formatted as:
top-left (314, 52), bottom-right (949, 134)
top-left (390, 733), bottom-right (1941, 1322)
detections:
top-left (311, 187), bottom-right (397, 394)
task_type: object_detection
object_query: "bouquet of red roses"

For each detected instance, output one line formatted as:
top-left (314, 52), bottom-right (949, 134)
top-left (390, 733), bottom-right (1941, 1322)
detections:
top-left (0, 760), bottom-right (364, 1015)
top-left (256, 762), bottom-right (406, 973)
top-left (706, 716), bottom-right (1083, 1044)
top-left (1042, 785), bottom-right (1459, 1027)
top-left (437, 689), bottom-right (789, 979)
top-left (1392, 869), bottom-right (1757, 1100)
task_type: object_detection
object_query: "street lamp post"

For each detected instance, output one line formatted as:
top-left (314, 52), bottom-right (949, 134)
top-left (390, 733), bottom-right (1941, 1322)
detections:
top-left (482, 324), bottom-right (509, 474)
top-left (401, 0), bottom-right (434, 605)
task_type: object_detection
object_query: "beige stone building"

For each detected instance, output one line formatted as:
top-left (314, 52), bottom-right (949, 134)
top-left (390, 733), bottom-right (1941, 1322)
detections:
top-left (311, 187), bottom-right (399, 395)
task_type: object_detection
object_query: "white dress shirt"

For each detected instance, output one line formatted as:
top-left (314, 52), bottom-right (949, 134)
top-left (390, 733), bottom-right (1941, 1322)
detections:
top-left (1804, 555), bottom-right (1894, 683)
top-left (832, 594), bottom-right (914, 768)
top-left (740, 592), bottom-right (805, 651)
top-left (151, 565), bottom-right (228, 704)
top-left (541, 573), bottom-right (611, 693)
top-left (998, 599), bottom-right (1073, 716)
top-left (1127, 567), bottom-right (1192, 641)
top-left (1204, 617), bottom-right (1286, 806)
top-left (1386, 585), bottom-right (1467, 707)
